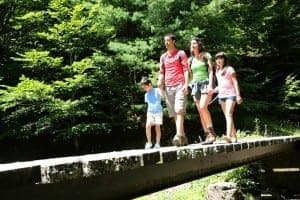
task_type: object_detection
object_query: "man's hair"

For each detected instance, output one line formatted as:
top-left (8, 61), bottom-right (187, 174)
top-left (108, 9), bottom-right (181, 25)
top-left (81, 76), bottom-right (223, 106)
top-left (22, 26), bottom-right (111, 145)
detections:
top-left (140, 76), bottom-right (151, 85)
top-left (165, 33), bottom-right (176, 41)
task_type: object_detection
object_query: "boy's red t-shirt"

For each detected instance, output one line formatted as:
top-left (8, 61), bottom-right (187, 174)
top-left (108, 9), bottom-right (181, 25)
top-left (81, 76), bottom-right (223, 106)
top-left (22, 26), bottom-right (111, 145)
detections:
top-left (159, 50), bottom-right (188, 87)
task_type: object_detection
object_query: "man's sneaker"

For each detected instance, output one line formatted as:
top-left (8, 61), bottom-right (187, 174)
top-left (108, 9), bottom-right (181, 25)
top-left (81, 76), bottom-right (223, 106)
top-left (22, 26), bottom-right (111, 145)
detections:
top-left (172, 135), bottom-right (181, 146)
top-left (154, 143), bottom-right (160, 148)
top-left (145, 142), bottom-right (152, 149)
top-left (172, 135), bottom-right (188, 147)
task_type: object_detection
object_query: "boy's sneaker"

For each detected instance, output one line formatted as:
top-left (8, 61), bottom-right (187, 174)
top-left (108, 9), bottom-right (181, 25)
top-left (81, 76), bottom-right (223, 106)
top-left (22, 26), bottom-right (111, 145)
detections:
top-left (153, 143), bottom-right (160, 148)
top-left (145, 142), bottom-right (152, 149)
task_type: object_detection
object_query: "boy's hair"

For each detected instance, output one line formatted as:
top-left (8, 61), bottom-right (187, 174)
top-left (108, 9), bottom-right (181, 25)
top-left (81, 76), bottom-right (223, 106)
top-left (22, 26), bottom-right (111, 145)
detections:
top-left (140, 76), bottom-right (152, 85)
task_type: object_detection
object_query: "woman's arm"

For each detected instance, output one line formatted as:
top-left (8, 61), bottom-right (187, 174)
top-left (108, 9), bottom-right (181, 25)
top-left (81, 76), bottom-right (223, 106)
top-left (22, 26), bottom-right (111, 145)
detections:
top-left (207, 56), bottom-right (214, 93)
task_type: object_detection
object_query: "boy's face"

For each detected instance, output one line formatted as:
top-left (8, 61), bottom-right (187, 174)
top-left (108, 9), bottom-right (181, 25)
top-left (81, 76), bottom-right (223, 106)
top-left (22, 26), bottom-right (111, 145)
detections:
top-left (141, 84), bottom-right (152, 92)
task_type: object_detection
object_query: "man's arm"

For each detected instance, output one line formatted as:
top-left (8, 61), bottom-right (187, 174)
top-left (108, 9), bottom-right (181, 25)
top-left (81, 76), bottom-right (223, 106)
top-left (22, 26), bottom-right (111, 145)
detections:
top-left (157, 55), bottom-right (165, 87)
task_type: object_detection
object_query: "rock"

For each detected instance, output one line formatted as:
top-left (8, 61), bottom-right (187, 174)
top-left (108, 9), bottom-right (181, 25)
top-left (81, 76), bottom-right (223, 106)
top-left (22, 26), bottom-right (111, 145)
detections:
top-left (206, 182), bottom-right (244, 200)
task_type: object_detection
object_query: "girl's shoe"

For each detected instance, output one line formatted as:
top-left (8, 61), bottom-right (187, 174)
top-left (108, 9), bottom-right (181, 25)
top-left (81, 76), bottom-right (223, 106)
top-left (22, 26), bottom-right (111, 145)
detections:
top-left (231, 136), bottom-right (238, 143)
top-left (223, 135), bottom-right (233, 143)
top-left (154, 143), bottom-right (161, 148)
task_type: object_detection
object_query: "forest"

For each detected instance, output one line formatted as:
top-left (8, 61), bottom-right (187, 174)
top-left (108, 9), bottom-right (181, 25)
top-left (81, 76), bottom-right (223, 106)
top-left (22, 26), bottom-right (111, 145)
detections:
top-left (0, 0), bottom-right (299, 161)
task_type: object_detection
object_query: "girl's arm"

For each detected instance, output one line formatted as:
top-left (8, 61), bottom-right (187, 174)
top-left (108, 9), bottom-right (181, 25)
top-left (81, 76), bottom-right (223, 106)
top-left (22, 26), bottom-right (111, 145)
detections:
top-left (231, 73), bottom-right (242, 104)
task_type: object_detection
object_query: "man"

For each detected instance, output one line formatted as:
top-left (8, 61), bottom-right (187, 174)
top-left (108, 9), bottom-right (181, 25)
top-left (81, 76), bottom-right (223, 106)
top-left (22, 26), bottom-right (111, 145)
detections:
top-left (157, 33), bottom-right (189, 146)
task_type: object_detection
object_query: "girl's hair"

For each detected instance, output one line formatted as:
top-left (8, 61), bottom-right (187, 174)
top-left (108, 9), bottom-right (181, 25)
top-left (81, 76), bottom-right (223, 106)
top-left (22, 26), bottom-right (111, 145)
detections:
top-left (215, 52), bottom-right (228, 71)
top-left (190, 37), bottom-right (204, 56)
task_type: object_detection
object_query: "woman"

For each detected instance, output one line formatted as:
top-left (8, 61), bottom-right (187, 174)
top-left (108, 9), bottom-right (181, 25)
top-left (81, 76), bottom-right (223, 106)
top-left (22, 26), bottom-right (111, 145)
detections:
top-left (189, 38), bottom-right (216, 144)
top-left (215, 52), bottom-right (242, 143)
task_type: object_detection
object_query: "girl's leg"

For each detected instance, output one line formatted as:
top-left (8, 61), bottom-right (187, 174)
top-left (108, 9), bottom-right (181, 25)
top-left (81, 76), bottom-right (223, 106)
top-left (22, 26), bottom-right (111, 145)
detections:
top-left (231, 121), bottom-right (237, 138)
top-left (221, 100), bottom-right (236, 141)
top-left (155, 125), bottom-right (161, 145)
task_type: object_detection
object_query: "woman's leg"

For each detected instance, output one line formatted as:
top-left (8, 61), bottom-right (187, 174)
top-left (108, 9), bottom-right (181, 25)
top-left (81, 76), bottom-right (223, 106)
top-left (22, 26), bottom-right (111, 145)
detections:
top-left (194, 98), bottom-right (208, 133)
top-left (199, 94), bottom-right (216, 143)
top-left (199, 93), bottom-right (214, 131)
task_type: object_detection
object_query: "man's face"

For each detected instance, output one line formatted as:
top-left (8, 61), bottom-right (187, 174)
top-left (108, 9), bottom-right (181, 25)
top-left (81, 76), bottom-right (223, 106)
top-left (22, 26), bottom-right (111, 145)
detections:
top-left (164, 36), bottom-right (175, 49)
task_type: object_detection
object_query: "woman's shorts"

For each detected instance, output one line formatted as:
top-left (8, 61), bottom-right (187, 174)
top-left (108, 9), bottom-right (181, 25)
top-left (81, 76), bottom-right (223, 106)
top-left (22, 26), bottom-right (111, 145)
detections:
top-left (191, 80), bottom-right (209, 100)
top-left (218, 96), bottom-right (236, 104)
top-left (146, 112), bottom-right (163, 125)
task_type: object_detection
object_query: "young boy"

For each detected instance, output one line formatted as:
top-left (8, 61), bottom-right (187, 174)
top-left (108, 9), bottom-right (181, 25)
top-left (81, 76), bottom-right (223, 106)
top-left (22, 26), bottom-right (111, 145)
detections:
top-left (140, 77), bottom-right (164, 149)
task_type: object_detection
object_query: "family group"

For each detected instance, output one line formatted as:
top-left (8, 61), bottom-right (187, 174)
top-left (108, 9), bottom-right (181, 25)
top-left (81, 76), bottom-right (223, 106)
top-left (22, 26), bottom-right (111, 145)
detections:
top-left (140, 33), bottom-right (242, 149)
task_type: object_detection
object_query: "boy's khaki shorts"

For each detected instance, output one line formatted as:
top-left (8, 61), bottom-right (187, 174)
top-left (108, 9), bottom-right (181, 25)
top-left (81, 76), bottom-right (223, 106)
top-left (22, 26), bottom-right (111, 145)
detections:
top-left (146, 112), bottom-right (163, 125)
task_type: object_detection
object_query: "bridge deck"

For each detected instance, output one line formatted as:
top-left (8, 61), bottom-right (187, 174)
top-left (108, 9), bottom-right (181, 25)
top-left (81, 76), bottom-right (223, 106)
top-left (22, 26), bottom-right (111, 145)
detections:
top-left (0, 136), bottom-right (299, 200)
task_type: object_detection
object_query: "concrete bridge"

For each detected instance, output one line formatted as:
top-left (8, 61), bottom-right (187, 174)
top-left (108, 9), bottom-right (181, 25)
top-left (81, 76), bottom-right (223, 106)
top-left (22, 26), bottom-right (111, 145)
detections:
top-left (0, 136), bottom-right (299, 200)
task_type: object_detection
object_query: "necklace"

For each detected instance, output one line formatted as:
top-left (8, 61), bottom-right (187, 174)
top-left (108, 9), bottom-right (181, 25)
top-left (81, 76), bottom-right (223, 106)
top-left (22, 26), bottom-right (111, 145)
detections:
top-left (195, 52), bottom-right (205, 61)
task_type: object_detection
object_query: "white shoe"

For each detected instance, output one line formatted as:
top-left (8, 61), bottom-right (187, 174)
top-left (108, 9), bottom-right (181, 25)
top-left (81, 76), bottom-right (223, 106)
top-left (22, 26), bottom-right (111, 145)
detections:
top-left (145, 142), bottom-right (152, 149)
top-left (153, 143), bottom-right (160, 148)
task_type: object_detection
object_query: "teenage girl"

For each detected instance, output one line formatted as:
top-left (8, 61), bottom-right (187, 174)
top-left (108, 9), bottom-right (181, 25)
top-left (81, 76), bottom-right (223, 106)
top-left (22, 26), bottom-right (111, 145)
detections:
top-left (215, 52), bottom-right (242, 143)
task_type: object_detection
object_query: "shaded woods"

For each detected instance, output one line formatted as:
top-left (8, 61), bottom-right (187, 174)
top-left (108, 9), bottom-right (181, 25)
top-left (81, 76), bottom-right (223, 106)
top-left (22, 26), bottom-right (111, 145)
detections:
top-left (0, 0), bottom-right (299, 162)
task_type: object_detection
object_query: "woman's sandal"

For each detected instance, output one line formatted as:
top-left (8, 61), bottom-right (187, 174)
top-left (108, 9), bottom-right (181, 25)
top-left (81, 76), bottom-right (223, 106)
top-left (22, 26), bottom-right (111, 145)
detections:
top-left (202, 128), bottom-right (216, 145)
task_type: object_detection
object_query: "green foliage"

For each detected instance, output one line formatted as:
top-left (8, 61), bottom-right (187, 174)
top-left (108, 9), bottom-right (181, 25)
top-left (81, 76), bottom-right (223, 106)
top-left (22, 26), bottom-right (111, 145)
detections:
top-left (282, 74), bottom-right (300, 111)
top-left (226, 164), bottom-right (262, 194)
top-left (0, 0), bottom-right (299, 148)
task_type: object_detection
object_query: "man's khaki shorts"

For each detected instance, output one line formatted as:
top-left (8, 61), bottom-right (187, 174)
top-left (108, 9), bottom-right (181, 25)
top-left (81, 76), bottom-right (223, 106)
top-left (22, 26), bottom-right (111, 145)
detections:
top-left (165, 84), bottom-right (187, 117)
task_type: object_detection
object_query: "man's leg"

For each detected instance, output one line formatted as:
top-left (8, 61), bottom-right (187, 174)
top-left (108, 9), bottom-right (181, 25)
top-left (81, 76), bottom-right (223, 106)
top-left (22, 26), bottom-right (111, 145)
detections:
top-left (173, 84), bottom-right (188, 146)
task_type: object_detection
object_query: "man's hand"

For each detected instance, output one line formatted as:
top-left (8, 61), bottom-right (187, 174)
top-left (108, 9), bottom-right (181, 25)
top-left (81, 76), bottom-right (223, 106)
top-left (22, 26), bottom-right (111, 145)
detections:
top-left (183, 84), bottom-right (189, 95)
top-left (157, 79), bottom-right (163, 88)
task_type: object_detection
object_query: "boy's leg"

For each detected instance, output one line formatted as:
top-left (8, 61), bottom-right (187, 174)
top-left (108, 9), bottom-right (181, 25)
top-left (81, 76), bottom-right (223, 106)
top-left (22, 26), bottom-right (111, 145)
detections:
top-left (154, 112), bottom-right (163, 145)
top-left (146, 122), bottom-right (152, 143)
top-left (155, 125), bottom-right (161, 145)
top-left (146, 114), bottom-right (153, 143)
